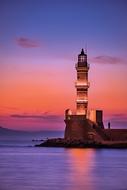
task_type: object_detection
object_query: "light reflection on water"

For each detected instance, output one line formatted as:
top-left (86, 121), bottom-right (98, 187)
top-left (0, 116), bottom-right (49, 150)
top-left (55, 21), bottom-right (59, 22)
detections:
top-left (0, 147), bottom-right (127, 190)
top-left (66, 149), bottom-right (95, 190)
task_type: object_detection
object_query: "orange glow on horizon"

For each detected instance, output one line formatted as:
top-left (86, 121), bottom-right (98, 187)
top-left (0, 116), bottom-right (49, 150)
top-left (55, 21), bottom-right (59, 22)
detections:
top-left (1, 55), bottom-right (127, 130)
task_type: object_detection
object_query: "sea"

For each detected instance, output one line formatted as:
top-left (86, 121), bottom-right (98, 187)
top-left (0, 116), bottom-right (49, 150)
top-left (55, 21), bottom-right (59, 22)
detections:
top-left (0, 131), bottom-right (127, 190)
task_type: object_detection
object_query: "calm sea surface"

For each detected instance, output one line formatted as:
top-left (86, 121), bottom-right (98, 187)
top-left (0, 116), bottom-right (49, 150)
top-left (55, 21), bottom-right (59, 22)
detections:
top-left (0, 133), bottom-right (127, 190)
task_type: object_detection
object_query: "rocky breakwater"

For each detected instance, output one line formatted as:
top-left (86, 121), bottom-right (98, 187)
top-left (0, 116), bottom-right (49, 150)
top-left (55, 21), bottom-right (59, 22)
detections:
top-left (35, 138), bottom-right (127, 149)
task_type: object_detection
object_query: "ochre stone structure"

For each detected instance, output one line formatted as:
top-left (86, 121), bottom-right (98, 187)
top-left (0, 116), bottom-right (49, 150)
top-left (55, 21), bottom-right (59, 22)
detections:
top-left (75, 49), bottom-right (89, 116)
top-left (64, 49), bottom-right (127, 142)
top-left (37, 49), bottom-right (127, 148)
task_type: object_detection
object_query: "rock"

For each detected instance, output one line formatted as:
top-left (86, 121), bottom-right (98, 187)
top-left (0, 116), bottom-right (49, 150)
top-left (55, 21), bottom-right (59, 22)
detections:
top-left (35, 138), bottom-right (127, 149)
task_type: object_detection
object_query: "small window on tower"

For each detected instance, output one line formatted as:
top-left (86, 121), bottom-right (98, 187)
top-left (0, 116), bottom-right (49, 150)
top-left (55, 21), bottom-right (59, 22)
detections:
top-left (80, 56), bottom-right (85, 62)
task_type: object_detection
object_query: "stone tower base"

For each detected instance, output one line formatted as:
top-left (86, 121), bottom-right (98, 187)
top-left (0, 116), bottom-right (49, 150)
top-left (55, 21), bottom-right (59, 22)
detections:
top-left (64, 115), bottom-right (104, 142)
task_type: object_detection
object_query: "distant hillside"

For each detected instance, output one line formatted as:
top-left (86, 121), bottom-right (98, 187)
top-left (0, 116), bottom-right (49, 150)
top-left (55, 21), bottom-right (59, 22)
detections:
top-left (0, 126), bottom-right (64, 137)
top-left (0, 126), bottom-right (30, 135)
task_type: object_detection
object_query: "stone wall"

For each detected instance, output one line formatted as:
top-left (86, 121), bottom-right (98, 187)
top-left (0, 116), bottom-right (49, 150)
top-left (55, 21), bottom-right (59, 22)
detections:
top-left (64, 115), bottom-right (103, 142)
top-left (64, 114), bottom-right (127, 142)
top-left (104, 129), bottom-right (127, 141)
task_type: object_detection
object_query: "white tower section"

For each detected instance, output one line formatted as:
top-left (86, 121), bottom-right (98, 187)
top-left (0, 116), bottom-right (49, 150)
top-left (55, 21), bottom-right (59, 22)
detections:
top-left (75, 49), bottom-right (90, 116)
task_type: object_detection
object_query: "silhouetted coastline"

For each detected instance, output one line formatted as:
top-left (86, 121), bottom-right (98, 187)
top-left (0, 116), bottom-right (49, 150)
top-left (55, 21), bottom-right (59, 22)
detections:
top-left (35, 138), bottom-right (127, 149)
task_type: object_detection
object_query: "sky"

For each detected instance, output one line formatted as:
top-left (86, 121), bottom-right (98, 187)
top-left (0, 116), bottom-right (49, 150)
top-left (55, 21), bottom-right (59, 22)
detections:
top-left (0, 0), bottom-right (127, 131)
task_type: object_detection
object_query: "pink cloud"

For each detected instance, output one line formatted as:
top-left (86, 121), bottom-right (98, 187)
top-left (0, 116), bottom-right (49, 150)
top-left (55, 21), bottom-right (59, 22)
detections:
top-left (16, 37), bottom-right (40, 48)
top-left (0, 114), bottom-right (64, 131)
top-left (10, 113), bottom-right (63, 123)
top-left (93, 55), bottom-right (126, 65)
top-left (104, 113), bottom-right (127, 129)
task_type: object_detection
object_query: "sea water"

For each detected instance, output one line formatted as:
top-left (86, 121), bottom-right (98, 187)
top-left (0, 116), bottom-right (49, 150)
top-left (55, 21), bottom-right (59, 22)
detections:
top-left (0, 133), bottom-right (127, 190)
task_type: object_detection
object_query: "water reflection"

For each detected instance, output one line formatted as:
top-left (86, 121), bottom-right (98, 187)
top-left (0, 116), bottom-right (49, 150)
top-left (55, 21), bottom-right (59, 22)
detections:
top-left (0, 147), bottom-right (127, 190)
top-left (65, 148), bottom-right (95, 190)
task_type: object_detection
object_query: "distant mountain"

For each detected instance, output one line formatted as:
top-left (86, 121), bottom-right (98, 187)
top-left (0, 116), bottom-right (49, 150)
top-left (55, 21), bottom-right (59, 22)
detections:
top-left (0, 126), bottom-right (30, 135)
top-left (0, 126), bottom-right (24, 132)
top-left (0, 126), bottom-right (64, 137)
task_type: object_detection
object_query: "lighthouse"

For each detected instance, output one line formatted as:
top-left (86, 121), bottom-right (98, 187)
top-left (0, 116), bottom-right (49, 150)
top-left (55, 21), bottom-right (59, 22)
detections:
top-left (75, 49), bottom-right (89, 116)
top-left (64, 48), bottom-right (104, 140)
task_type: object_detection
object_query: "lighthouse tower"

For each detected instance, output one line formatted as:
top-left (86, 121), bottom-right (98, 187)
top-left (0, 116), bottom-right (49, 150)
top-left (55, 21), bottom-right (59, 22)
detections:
top-left (64, 49), bottom-right (104, 141)
top-left (75, 49), bottom-right (89, 116)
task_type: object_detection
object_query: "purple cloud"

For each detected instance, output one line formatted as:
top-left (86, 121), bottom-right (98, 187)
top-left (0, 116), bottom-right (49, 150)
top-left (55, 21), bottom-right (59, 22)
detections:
top-left (107, 113), bottom-right (127, 128)
top-left (10, 113), bottom-right (63, 123)
top-left (93, 55), bottom-right (126, 65)
top-left (110, 113), bottom-right (127, 121)
top-left (16, 37), bottom-right (40, 48)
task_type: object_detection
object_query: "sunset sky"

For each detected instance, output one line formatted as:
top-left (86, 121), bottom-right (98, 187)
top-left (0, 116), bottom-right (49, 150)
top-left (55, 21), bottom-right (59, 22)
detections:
top-left (0, 0), bottom-right (127, 130)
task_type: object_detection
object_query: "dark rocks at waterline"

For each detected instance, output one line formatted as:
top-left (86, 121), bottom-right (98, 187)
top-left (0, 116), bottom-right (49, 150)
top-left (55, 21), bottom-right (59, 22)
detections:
top-left (32, 139), bottom-right (44, 142)
top-left (35, 138), bottom-right (127, 149)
